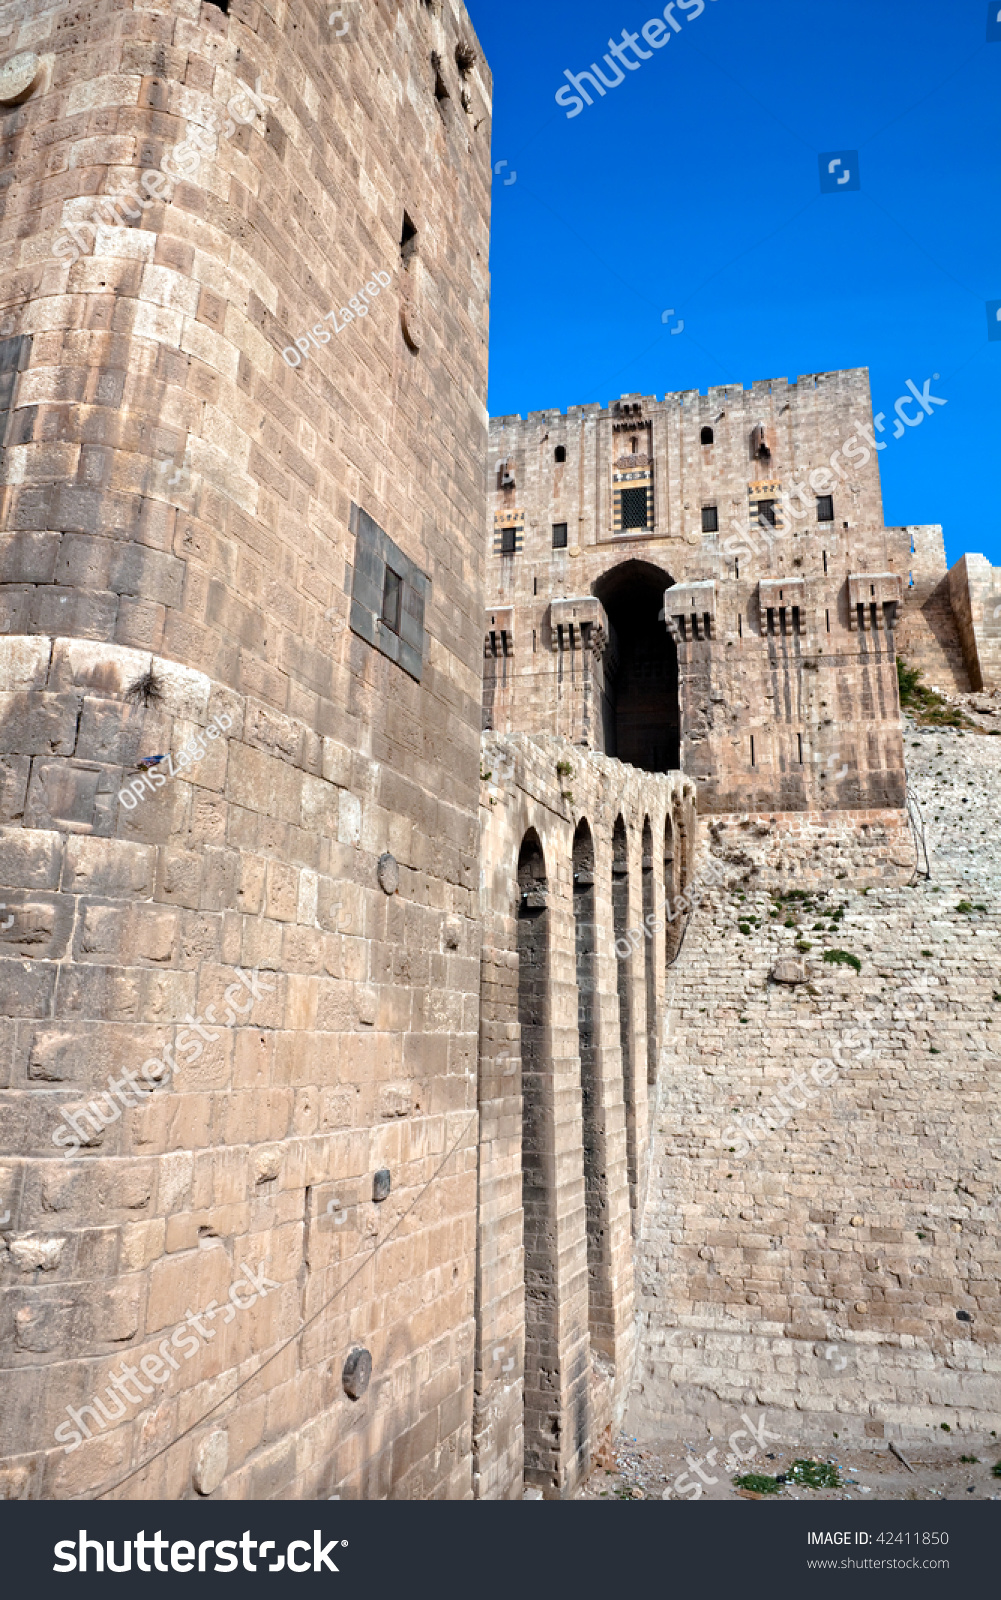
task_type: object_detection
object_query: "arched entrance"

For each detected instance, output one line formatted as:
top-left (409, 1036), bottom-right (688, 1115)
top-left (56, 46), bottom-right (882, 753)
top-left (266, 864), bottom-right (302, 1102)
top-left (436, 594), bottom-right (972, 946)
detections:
top-left (594, 561), bottom-right (680, 772)
top-left (517, 830), bottom-right (559, 1491)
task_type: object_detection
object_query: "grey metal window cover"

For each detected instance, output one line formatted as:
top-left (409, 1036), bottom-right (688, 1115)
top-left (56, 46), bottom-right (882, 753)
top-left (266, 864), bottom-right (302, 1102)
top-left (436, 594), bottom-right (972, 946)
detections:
top-left (349, 504), bottom-right (429, 682)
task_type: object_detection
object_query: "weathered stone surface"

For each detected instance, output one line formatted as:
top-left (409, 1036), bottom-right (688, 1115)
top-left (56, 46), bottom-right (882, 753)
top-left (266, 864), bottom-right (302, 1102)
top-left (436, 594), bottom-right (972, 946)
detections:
top-left (0, 0), bottom-right (491, 1508)
top-left (0, 52), bottom-right (41, 106)
top-left (771, 958), bottom-right (807, 984)
top-left (192, 1430), bottom-right (228, 1497)
top-left (0, 0), bottom-right (994, 1512)
top-left (627, 708), bottom-right (1001, 1448)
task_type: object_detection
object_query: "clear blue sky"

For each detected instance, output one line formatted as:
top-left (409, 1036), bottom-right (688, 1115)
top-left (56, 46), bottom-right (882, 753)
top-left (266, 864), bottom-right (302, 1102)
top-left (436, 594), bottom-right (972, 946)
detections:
top-left (467, 0), bottom-right (1001, 567)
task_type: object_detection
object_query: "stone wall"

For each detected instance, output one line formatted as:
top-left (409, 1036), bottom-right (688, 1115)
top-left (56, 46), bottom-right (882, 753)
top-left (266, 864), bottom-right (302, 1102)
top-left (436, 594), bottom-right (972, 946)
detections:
top-left (628, 783), bottom-right (1000, 1450)
top-left (947, 553), bottom-right (1001, 693)
top-left (891, 526), bottom-right (971, 694)
top-left (474, 731), bottom-right (696, 1497)
top-left (0, 0), bottom-right (492, 1502)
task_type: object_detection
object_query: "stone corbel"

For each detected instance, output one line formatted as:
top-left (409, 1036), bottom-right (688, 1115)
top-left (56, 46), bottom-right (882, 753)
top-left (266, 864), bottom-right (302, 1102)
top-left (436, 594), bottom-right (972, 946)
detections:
top-left (549, 597), bottom-right (608, 656)
top-left (847, 572), bottom-right (903, 631)
top-left (664, 580), bottom-right (716, 643)
top-left (485, 606), bottom-right (514, 657)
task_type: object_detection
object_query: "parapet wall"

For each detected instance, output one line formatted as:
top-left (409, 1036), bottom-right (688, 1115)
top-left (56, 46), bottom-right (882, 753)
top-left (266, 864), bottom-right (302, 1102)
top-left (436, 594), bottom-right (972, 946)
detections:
top-left (892, 527), bottom-right (971, 694)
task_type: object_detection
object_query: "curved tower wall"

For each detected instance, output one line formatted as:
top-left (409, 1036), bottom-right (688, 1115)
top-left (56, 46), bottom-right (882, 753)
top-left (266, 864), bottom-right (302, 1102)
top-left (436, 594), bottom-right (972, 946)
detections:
top-left (0, 0), bottom-right (491, 1500)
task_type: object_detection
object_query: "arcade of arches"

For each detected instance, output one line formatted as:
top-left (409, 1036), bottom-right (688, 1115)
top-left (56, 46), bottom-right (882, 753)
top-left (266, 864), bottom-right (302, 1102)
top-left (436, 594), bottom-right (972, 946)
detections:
top-left (474, 730), bottom-right (696, 1499)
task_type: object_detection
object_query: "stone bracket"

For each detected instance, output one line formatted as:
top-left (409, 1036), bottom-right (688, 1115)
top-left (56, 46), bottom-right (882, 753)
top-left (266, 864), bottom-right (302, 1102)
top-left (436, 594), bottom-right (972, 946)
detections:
top-left (664, 580), bottom-right (716, 643)
top-left (848, 571), bottom-right (903, 631)
top-left (549, 596), bottom-right (608, 656)
top-left (486, 606), bottom-right (514, 657)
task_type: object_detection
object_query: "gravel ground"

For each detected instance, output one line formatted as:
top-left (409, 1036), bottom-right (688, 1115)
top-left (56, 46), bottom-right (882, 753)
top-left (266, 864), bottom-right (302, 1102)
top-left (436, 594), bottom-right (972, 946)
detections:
top-left (577, 1431), bottom-right (1001, 1502)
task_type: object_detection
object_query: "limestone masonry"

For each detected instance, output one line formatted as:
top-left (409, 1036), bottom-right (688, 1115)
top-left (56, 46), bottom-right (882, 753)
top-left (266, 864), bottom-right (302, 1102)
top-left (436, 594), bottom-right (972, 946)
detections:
top-left (0, 0), bottom-right (997, 1504)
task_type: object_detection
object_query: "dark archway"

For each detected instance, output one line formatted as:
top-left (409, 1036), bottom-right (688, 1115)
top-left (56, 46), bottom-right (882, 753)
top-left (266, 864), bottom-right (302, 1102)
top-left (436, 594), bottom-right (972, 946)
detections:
top-left (611, 816), bottom-right (638, 1234)
top-left (517, 830), bottom-right (558, 1491)
top-left (594, 561), bottom-right (680, 772)
top-left (664, 811), bottom-right (682, 965)
top-left (642, 817), bottom-right (658, 1087)
top-left (573, 819), bottom-right (613, 1361)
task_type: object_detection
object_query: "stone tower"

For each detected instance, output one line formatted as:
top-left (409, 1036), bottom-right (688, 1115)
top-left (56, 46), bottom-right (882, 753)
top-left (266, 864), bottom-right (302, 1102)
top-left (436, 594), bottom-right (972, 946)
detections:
top-left (0, 0), bottom-right (491, 1501)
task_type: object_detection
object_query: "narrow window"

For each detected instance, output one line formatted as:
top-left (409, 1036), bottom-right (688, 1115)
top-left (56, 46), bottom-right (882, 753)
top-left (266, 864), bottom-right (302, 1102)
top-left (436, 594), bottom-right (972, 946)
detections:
top-left (630, 435), bottom-right (638, 454)
top-left (554, 445), bottom-right (566, 463)
top-left (700, 426), bottom-right (714, 446)
top-left (823, 549), bottom-right (828, 574)
top-left (738, 613), bottom-right (742, 638)
top-left (817, 495), bottom-right (834, 523)
top-left (573, 820), bottom-right (613, 1357)
top-left (381, 567), bottom-right (403, 635)
top-left (552, 522), bottom-right (568, 549)
top-left (532, 629), bottom-right (536, 653)
top-left (401, 211), bottom-right (418, 266)
top-left (797, 733), bottom-right (803, 764)
top-left (826, 608), bottom-right (830, 633)
top-left (750, 736), bottom-right (756, 767)
top-left (735, 558), bottom-right (740, 579)
top-left (533, 574), bottom-right (538, 593)
top-left (501, 527), bottom-right (516, 555)
top-left (620, 486), bottom-right (648, 529)
top-left (701, 505), bottom-right (718, 533)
